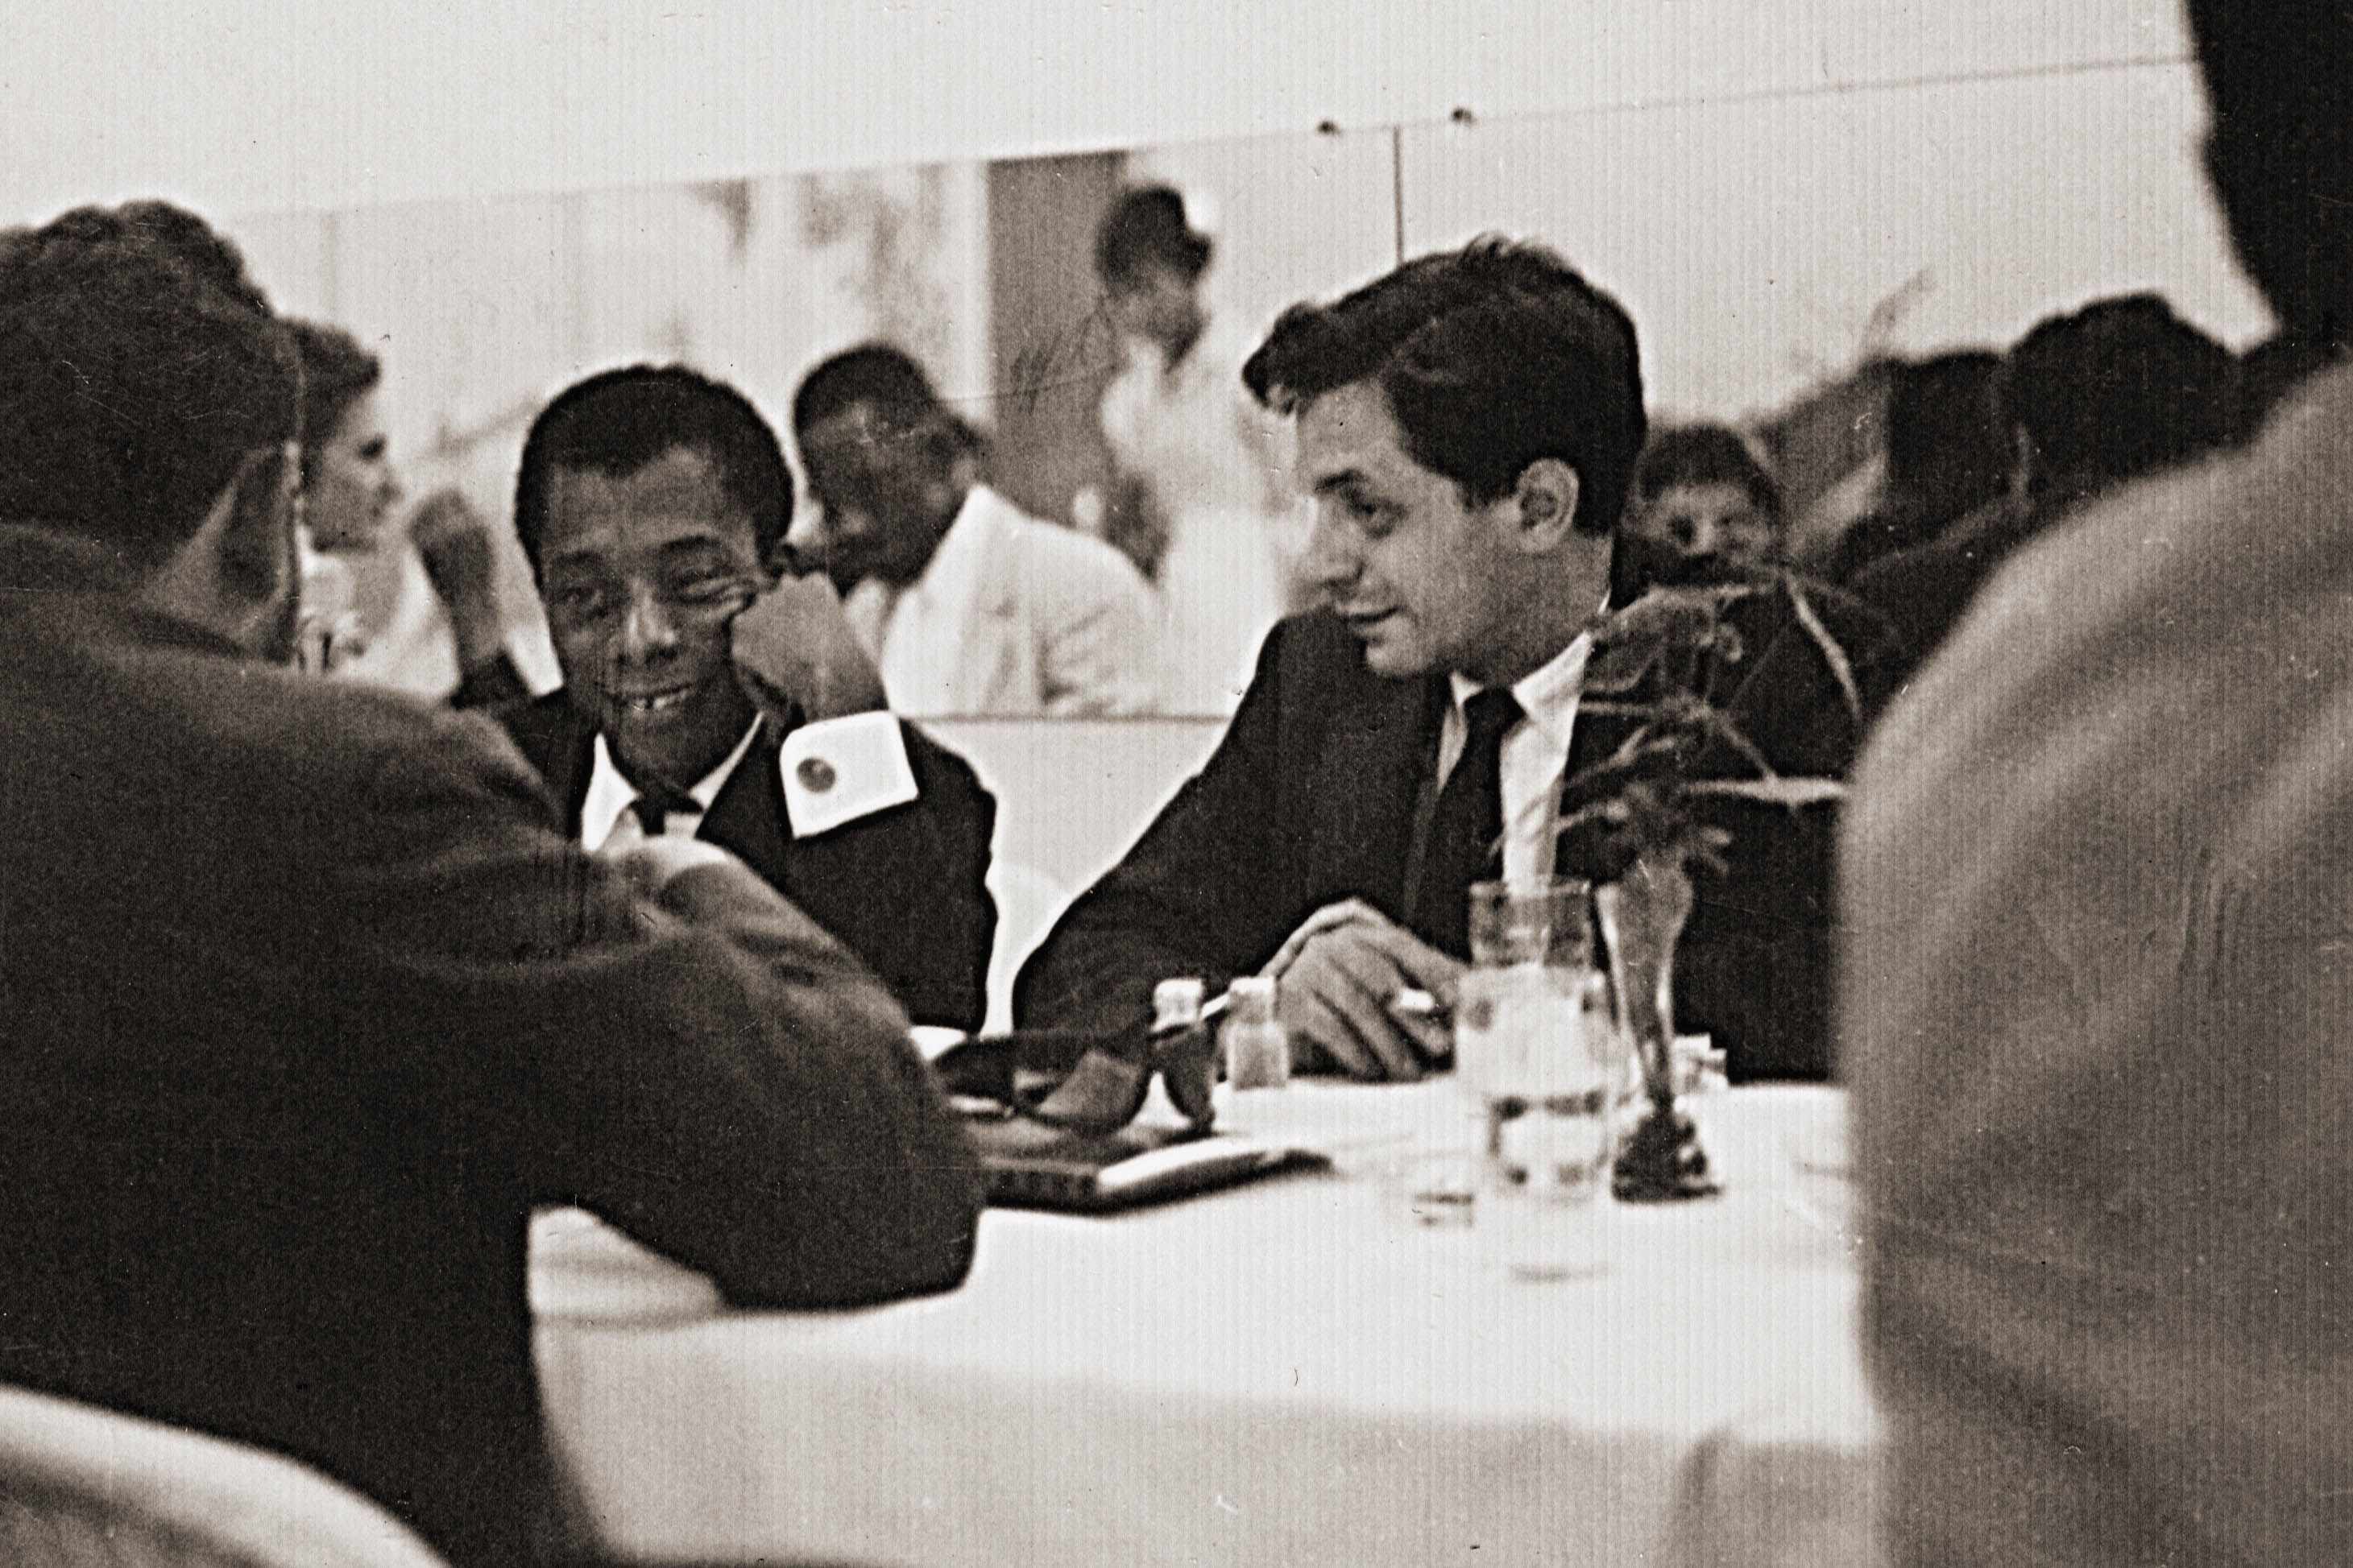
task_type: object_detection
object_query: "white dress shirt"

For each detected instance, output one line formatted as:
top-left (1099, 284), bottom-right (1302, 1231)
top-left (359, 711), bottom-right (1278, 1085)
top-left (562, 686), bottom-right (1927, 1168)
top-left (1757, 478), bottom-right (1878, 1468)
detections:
top-left (580, 710), bottom-right (918, 852)
top-left (1436, 630), bottom-right (1594, 886)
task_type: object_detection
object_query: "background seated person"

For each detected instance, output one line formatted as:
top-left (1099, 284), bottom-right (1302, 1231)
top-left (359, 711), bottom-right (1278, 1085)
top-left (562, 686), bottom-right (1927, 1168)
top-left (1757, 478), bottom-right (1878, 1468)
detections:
top-left (498, 364), bottom-right (997, 1030)
top-left (793, 342), bottom-right (1162, 717)
top-left (1853, 293), bottom-right (2236, 709)
top-left (0, 205), bottom-right (981, 1568)
top-left (1624, 422), bottom-right (1787, 579)
top-left (1817, 349), bottom-right (2010, 582)
top-left (1016, 239), bottom-right (1870, 1081)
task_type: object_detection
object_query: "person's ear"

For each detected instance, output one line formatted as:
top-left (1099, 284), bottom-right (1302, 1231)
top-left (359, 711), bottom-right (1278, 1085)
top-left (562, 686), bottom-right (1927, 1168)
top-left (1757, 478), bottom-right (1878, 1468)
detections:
top-left (2009, 424), bottom-right (2037, 497)
top-left (217, 443), bottom-right (300, 602)
top-left (1507, 458), bottom-right (1583, 552)
top-left (143, 443), bottom-right (302, 662)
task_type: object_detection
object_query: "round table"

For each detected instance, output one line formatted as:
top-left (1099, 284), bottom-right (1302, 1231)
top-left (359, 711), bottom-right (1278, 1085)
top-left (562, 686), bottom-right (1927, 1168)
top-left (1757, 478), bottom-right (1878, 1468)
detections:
top-left (532, 1082), bottom-right (1875, 1566)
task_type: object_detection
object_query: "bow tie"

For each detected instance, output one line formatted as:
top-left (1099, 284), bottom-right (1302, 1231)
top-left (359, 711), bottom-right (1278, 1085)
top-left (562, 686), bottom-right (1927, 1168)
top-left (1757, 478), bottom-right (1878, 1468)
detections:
top-left (628, 784), bottom-right (702, 837)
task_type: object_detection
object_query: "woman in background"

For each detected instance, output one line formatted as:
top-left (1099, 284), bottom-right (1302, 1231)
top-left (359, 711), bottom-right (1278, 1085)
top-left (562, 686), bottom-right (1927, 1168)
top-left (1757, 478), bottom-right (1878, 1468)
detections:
top-left (1094, 184), bottom-right (1302, 716)
top-left (288, 320), bottom-right (528, 705)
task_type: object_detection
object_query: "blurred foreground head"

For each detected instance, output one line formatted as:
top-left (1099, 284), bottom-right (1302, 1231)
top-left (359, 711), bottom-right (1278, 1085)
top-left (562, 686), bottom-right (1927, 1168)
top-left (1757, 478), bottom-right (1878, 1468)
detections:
top-left (2187, 0), bottom-right (2353, 349)
top-left (0, 203), bottom-right (296, 568)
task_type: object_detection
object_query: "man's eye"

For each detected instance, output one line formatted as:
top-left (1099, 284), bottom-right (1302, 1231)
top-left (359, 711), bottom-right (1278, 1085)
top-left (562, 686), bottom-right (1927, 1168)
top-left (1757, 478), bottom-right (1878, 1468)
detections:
top-left (1351, 499), bottom-right (1398, 537)
top-left (671, 573), bottom-right (748, 607)
top-left (552, 583), bottom-right (610, 617)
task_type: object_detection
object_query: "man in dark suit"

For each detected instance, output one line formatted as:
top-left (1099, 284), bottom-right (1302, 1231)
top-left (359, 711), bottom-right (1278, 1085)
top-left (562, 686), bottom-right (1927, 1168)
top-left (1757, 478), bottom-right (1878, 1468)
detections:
top-left (496, 366), bottom-right (998, 1030)
top-left (0, 205), bottom-right (983, 1568)
top-left (1017, 239), bottom-right (1870, 1080)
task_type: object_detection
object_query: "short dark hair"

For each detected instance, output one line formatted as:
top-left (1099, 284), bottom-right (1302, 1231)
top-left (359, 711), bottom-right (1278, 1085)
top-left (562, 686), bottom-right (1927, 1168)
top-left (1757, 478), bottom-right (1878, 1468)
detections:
top-left (1632, 424), bottom-right (1782, 519)
top-left (2001, 294), bottom-right (2235, 494)
top-left (1243, 238), bottom-right (1646, 536)
top-left (113, 201), bottom-right (274, 321)
top-left (0, 204), bottom-right (296, 563)
top-left (1095, 185), bottom-right (1213, 291)
top-left (288, 319), bottom-right (383, 482)
top-left (2187, 0), bottom-right (2353, 346)
top-left (514, 365), bottom-right (794, 575)
top-left (1882, 350), bottom-right (2007, 513)
top-left (790, 342), bottom-right (980, 453)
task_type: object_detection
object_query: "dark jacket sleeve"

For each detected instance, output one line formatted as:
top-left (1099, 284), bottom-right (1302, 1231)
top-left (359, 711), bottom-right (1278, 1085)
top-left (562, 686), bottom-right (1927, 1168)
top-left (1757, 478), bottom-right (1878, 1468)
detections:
top-left (1014, 623), bottom-right (1314, 1035)
top-left (345, 713), bottom-right (984, 1308)
top-left (793, 722), bottom-right (999, 1032)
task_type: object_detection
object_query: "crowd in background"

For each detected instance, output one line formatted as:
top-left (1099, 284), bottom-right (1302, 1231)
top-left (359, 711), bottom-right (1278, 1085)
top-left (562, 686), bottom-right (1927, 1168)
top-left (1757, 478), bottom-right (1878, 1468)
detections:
top-left (142, 184), bottom-right (2331, 737)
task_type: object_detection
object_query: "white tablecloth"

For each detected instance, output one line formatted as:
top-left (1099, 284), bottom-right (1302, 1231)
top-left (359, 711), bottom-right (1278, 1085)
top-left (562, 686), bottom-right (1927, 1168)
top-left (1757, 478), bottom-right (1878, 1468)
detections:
top-left (532, 1084), bottom-right (1875, 1566)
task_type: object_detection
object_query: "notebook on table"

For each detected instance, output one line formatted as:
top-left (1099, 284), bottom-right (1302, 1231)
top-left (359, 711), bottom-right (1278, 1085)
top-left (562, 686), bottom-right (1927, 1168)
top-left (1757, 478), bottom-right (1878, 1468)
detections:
top-left (963, 1114), bottom-right (1328, 1214)
top-left (922, 1024), bottom-right (1328, 1212)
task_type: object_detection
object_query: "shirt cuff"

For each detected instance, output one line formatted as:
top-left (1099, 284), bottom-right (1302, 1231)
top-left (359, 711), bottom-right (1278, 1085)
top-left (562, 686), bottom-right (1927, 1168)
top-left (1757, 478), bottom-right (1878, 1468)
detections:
top-left (777, 710), bottom-right (920, 838)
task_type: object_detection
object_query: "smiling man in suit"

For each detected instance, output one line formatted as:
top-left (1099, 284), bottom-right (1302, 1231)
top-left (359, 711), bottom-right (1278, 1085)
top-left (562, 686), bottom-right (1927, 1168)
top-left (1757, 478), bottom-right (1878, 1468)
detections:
top-left (1017, 238), bottom-right (1872, 1081)
top-left (497, 365), bottom-right (997, 1030)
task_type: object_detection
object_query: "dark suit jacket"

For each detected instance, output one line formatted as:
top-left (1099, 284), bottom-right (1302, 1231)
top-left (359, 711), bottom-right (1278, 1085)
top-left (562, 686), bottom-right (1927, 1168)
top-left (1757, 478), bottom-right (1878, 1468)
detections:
top-left (1017, 565), bottom-right (1891, 1079)
top-left (495, 693), bottom-right (998, 1031)
top-left (0, 529), bottom-right (984, 1568)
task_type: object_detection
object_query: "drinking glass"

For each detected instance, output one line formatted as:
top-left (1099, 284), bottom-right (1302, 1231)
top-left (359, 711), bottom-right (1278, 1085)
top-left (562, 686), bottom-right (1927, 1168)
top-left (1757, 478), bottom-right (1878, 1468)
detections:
top-left (1455, 877), bottom-right (1628, 1278)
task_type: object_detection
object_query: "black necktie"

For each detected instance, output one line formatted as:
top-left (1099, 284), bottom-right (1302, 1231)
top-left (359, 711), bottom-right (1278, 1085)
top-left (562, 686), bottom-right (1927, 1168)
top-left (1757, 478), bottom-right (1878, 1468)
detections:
top-left (1410, 687), bottom-right (1523, 958)
top-left (629, 785), bottom-right (700, 838)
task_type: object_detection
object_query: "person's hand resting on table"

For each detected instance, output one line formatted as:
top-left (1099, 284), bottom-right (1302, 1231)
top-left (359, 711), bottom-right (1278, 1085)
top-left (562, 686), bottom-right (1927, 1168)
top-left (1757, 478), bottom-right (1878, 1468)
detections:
top-left (1266, 899), bottom-right (1462, 1081)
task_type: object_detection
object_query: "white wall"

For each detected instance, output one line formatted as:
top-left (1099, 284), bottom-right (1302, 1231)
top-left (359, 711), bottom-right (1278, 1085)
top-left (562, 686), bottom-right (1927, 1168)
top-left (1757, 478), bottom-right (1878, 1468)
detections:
top-left (1398, 63), bottom-right (2270, 418)
top-left (1126, 62), bottom-right (2266, 424)
top-left (3, 2), bottom-right (2194, 224)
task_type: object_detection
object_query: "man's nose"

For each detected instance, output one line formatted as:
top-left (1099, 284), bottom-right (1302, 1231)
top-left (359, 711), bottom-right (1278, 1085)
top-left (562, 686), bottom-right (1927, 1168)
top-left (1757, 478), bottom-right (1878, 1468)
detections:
top-left (1301, 509), bottom-right (1359, 594)
top-left (616, 581), bottom-right (678, 662)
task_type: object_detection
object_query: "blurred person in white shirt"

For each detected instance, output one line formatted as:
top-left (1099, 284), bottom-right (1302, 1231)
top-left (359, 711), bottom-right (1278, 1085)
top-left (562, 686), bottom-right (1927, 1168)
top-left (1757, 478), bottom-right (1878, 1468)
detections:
top-left (1841, 2), bottom-right (2353, 1562)
top-left (1096, 184), bottom-right (1307, 714)
top-left (793, 342), bottom-right (1159, 717)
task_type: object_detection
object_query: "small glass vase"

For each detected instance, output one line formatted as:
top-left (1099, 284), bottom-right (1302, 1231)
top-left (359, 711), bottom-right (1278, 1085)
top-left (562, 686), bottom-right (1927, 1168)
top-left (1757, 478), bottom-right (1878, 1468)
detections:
top-left (1594, 854), bottom-right (1720, 1202)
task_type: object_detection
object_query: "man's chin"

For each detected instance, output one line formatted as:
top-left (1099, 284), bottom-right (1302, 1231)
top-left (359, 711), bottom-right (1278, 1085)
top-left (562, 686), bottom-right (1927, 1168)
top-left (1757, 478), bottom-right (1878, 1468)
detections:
top-left (597, 685), bottom-right (747, 779)
top-left (1352, 628), bottom-right (1433, 681)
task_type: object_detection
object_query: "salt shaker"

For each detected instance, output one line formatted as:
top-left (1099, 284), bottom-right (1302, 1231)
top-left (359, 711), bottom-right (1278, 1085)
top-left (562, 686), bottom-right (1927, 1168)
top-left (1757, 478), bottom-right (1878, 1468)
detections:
top-left (1221, 975), bottom-right (1290, 1090)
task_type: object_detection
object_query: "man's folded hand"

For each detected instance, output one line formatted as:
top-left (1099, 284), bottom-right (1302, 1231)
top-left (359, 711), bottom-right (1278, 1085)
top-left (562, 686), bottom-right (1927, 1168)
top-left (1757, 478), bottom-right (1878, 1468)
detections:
top-left (599, 835), bottom-right (748, 900)
top-left (1268, 901), bottom-right (1461, 1081)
